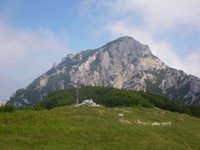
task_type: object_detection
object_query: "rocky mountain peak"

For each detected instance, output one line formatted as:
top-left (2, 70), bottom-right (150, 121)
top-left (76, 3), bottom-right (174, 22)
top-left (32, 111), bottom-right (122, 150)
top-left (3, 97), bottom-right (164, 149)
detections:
top-left (101, 36), bottom-right (151, 58)
top-left (8, 36), bottom-right (200, 107)
top-left (106, 36), bottom-right (137, 45)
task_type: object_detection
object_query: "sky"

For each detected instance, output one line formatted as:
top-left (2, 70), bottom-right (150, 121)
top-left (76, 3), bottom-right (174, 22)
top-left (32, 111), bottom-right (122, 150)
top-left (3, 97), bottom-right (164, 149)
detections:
top-left (0, 0), bottom-right (200, 100)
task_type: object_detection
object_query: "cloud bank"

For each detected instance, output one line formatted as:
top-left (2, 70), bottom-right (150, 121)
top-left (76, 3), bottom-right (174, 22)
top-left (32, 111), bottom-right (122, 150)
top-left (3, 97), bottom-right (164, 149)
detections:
top-left (83, 0), bottom-right (200, 77)
top-left (0, 21), bottom-right (68, 99)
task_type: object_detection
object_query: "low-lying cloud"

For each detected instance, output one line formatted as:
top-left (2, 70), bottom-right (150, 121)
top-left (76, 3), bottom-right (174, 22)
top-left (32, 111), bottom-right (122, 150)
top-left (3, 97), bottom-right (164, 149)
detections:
top-left (0, 21), bottom-right (69, 99)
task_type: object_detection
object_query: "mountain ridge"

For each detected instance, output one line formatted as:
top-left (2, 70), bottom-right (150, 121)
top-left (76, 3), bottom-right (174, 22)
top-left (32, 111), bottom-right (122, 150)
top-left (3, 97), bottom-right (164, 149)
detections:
top-left (8, 36), bottom-right (200, 107)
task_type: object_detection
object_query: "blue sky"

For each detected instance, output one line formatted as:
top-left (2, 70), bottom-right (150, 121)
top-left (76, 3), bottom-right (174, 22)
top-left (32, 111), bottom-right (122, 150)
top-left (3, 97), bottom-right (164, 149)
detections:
top-left (0, 0), bottom-right (110, 50)
top-left (0, 0), bottom-right (200, 100)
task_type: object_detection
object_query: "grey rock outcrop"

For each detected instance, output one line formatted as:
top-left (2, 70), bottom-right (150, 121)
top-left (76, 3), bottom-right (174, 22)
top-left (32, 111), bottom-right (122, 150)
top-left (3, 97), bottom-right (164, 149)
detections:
top-left (8, 36), bottom-right (200, 107)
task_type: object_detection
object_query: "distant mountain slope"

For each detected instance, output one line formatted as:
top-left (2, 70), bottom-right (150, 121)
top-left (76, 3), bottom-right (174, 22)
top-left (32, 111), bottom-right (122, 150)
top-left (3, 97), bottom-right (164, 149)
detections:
top-left (8, 36), bottom-right (200, 107)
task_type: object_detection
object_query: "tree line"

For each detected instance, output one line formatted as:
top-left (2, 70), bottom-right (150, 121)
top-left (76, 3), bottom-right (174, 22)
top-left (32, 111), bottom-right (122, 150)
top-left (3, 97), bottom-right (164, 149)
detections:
top-left (1, 86), bottom-right (200, 118)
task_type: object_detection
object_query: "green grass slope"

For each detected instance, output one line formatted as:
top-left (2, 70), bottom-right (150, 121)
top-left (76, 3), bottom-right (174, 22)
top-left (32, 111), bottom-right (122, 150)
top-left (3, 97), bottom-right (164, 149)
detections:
top-left (0, 106), bottom-right (200, 150)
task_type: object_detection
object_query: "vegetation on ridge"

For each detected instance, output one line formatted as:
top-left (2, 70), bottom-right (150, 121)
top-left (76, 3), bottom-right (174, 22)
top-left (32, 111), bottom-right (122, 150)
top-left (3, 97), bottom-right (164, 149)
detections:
top-left (33, 86), bottom-right (200, 118)
top-left (1, 86), bottom-right (200, 149)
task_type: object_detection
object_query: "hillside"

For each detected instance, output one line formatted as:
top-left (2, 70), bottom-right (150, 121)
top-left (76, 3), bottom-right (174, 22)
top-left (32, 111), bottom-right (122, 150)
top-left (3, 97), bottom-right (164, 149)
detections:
top-left (34, 86), bottom-right (200, 118)
top-left (8, 36), bottom-right (200, 107)
top-left (0, 106), bottom-right (200, 149)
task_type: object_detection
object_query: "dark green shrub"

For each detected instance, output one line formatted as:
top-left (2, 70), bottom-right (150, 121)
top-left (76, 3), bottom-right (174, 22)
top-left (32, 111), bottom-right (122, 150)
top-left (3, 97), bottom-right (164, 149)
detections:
top-left (41, 98), bottom-right (57, 110)
top-left (36, 86), bottom-right (153, 109)
top-left (33, 86), bottom-right (200, 118)
top-left (0, 104), bottom-right (15, 112)
top-left (32, 104), bottom-right (45, 111)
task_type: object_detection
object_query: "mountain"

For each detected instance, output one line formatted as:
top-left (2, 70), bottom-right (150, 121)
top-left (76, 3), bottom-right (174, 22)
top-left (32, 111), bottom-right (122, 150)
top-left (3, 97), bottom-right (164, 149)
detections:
top-left (8, 36), bottom-right (200, 107)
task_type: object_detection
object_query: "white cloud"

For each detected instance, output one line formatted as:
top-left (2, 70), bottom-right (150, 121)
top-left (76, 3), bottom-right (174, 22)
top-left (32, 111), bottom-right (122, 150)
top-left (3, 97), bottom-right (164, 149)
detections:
top-left (0, 21), bottom-right (69, 99)
top-left (184, 50), bottom-right (200, 77)
top-left (83, 0), bottom-right (200, 77)
top-left (83, 0), bottom-right (200, 30)
top-left (0, 21), bottom-right (68, 79)
top-left (132, 0), bottom-right (200, 30)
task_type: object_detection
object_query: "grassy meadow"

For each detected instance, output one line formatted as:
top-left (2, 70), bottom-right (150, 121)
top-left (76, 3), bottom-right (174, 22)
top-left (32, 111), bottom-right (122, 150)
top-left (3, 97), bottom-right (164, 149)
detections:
top-left (0, 106), bottom-right (200, 150)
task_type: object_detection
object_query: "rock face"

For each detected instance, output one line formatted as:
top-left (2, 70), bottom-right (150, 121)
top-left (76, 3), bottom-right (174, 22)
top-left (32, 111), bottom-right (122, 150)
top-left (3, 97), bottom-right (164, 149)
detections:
top-left (8, 36), bottom-right (200, 107)
top-left (74, 99), bottom-right (101, 107)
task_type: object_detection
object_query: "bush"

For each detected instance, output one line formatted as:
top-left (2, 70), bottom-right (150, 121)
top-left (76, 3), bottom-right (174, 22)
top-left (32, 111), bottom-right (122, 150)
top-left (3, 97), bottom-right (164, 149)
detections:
top-left (0, 104), bottom-right (15, 112)
top-left (32, 104), bottom-right (45, 111)
top-left (42, 98), bottom-right (58, 110)
top-left (34, 86), bottom-right (200, 118)
top-left (36, 86), bottom-right (153, 109)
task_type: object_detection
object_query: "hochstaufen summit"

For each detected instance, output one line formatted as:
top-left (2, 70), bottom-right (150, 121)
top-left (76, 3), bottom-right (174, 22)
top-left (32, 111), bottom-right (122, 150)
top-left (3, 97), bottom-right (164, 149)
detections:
top-left (8, 36), bottom-right (200, 107)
